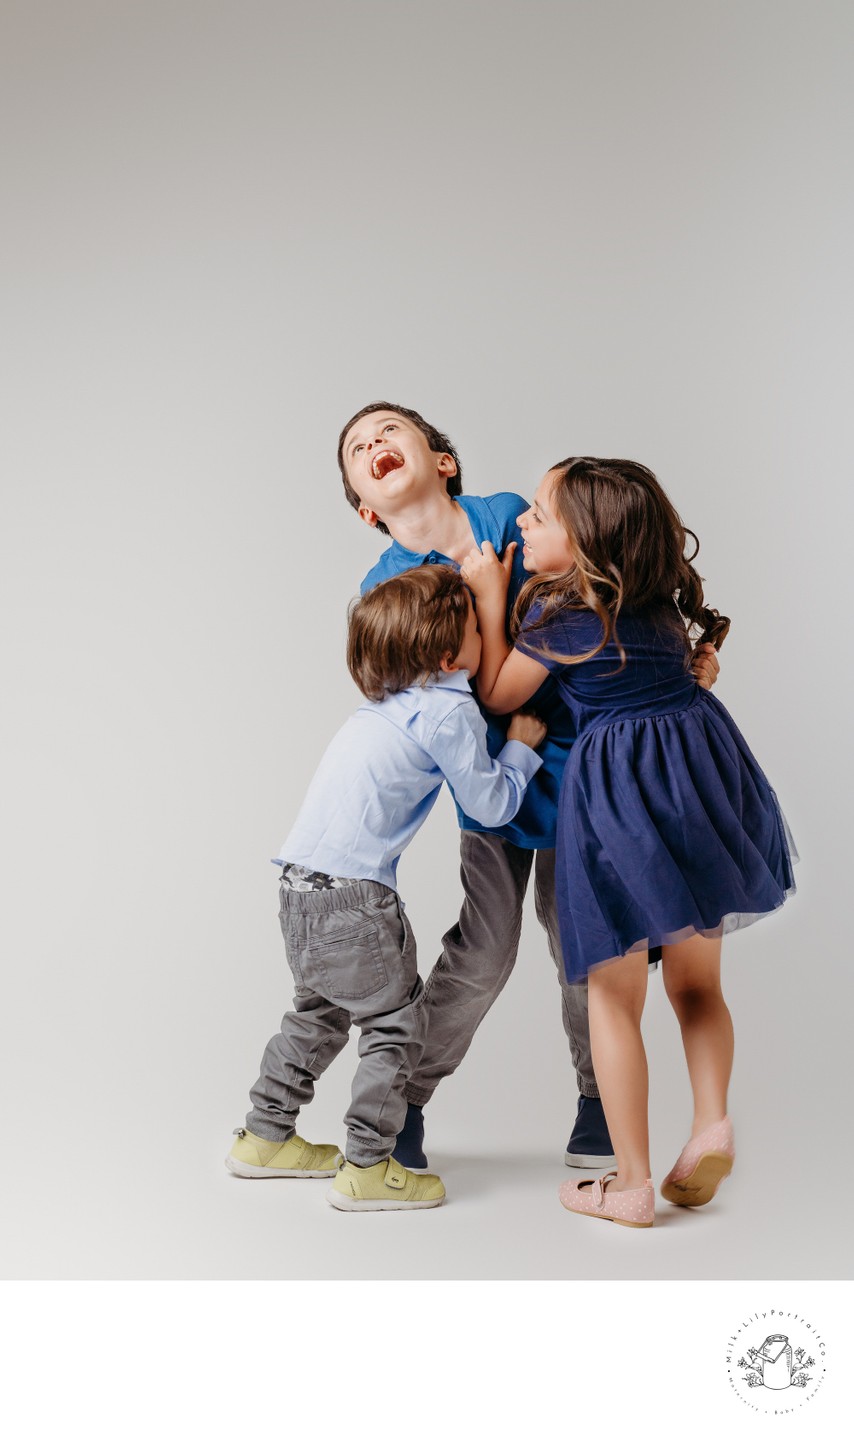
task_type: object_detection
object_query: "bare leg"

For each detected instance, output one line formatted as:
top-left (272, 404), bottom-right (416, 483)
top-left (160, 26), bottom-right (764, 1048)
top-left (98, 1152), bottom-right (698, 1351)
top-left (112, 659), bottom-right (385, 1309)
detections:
top-left (588, 951), bottom-right (651, 1190)
top-left (662, 934), bottom-right (733, 1135)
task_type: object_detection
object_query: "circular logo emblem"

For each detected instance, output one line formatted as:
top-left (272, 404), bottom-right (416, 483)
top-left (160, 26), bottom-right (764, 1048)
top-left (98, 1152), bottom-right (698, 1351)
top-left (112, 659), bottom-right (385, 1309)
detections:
top-left (726, 1309), bottom-right (827, 1412)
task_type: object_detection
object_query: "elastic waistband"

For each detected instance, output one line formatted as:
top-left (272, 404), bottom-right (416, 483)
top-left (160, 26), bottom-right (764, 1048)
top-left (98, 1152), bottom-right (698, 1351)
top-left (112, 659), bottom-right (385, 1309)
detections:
top-left (278, 876), bottom-right (397, 913)
top-left (583, 689), bottom-right (702, 734)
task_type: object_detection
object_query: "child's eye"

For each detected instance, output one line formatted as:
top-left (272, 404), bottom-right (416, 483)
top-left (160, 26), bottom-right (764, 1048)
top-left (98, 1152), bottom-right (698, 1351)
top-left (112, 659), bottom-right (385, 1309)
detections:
top-left (353, 443), bottom-right (364, 454)
top-left (383, 423), bottom-right (397, 433)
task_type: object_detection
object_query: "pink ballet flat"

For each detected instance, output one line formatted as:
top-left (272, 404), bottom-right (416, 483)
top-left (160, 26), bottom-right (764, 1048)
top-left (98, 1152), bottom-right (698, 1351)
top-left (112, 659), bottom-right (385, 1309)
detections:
top-left (660, 1116), bottom-right (735, 1207)
top-left (558, 1170), bottom-right (654, 1228)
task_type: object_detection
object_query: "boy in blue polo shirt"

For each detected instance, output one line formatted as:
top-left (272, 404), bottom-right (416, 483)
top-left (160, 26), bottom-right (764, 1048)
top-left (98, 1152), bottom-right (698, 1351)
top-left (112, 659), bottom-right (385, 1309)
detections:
top-left (338, 401), bottom-right (721, 1170)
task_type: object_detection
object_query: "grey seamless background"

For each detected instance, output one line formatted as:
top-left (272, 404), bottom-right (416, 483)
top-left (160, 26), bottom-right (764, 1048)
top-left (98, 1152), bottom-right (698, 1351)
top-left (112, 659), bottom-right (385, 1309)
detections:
top-left (2, 1), bottom-right (851, 1279)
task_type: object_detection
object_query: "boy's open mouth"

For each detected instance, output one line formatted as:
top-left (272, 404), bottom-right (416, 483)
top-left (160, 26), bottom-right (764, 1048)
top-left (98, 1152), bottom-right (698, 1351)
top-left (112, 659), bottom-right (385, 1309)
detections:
top-left (371, 448), bottom-right (404, 481)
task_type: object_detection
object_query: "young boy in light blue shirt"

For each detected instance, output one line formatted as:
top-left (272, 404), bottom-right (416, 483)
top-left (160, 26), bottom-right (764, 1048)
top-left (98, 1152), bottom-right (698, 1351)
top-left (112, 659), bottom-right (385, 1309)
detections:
top-left (227, 564), bottom-right (545, 1211)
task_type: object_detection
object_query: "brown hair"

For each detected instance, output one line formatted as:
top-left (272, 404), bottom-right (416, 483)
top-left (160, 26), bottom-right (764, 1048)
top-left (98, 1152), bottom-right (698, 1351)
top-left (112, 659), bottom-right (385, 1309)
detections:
top-left (513, 458), bottom-right (730, 667)
top-left (338, 401), bottom-right (463, 537)
top-left (347, 564), bottom-right (470, 702)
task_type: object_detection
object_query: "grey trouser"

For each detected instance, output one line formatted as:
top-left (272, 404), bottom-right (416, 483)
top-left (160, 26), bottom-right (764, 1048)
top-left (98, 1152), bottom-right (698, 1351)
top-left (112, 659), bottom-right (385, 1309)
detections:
top-left (247, 878), bottom-right (424, 1166)
top-left (404, 831), bottom-right (598, 1107)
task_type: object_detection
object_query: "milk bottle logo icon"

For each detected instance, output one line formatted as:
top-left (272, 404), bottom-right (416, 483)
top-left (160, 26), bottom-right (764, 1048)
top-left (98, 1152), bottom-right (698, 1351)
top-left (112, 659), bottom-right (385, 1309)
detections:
top-left (738, 1332), bottom-right (816, 1390)
top-left (757, 1335), bottom-right (792, 1390)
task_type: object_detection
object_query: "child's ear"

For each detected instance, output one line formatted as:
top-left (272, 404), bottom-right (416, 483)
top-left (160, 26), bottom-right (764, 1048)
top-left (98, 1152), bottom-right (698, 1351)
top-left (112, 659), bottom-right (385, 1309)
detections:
top-left (358, 505), bottom-right (380, 529)
top-left (438, 652), bottom-right (457, 673)
top-left (437, 453), bottom-right (457, 480)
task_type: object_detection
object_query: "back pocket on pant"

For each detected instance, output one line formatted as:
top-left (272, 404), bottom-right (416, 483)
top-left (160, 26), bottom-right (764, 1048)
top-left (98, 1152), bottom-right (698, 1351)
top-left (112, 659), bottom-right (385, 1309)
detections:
top-left (306, 926), bottom-right (389, 1001)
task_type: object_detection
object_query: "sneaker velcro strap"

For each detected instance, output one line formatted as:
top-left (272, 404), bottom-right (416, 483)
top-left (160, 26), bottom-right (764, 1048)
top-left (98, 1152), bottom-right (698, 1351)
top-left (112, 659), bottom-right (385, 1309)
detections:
top-left (384, 1159), bottom-right (406, 1189)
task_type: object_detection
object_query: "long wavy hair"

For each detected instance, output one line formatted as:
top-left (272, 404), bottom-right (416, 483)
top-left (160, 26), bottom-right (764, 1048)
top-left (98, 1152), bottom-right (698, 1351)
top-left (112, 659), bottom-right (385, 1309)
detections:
top-left (511, 457), bottom-right (730, 667)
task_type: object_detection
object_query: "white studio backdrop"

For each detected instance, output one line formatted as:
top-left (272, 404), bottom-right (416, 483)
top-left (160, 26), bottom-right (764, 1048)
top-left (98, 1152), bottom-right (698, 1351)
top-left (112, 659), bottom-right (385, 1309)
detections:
top-left (1, 0), bottom-right (851, 1297)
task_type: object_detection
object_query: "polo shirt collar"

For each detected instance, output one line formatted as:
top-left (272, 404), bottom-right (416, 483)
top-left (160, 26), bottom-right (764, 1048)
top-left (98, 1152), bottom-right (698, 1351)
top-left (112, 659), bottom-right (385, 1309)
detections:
top-left (386, 496), bottom-right (498, 569)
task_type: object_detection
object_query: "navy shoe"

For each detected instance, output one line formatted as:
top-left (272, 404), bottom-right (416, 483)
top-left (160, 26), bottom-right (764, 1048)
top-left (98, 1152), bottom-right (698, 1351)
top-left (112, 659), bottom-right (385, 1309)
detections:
top-left (392, 1102), bottom-right (428, 1170)
top-left (565, 1095), bottom-right (616, 1168)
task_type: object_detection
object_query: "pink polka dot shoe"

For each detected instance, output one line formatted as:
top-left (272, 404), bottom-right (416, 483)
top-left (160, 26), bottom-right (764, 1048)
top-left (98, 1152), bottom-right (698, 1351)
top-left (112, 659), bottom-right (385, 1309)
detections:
top-left (558, 1171), bottom-right (655, 1228)
top-left (660, 1116), bottom-right (735, 1207)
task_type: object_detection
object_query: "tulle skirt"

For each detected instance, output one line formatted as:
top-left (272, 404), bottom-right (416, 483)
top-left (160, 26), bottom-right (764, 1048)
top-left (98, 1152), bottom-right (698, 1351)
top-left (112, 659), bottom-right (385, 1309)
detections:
top-left (555, 690), bottom-right (797, 981)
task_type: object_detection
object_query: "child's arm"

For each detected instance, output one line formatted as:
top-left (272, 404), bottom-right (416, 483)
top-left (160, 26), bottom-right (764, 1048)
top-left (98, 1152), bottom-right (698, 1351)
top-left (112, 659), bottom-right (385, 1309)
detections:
top-left (428, 699), bottom-right (545, 830)
top-left (460, 541), bottom-right (550, 713)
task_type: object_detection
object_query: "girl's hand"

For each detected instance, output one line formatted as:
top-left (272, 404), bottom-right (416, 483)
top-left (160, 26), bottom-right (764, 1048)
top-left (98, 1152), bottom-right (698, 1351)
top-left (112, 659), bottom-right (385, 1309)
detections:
top-left (459, 541), bottom-right (516, 600)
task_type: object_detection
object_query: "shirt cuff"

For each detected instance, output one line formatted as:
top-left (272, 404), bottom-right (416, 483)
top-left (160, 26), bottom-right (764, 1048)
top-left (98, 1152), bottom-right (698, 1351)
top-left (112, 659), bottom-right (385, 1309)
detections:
top-left (497, 739), bottom-right (544, 779)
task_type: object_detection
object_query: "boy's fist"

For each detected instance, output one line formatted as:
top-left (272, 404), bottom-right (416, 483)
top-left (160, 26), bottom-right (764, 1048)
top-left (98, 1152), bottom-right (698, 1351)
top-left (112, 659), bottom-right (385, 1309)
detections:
top-left (691, 642), bottom-right (720, 690)
top-left (507, 710), bottom-right (547, 749)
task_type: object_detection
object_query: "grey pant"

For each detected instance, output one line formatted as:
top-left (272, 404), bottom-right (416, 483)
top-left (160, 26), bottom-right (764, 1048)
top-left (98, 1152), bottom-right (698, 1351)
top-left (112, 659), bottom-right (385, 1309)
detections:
top-left (247, 878), bottom-right (424, 1166)
top-left (404, 831), bottom-right (598, 1107)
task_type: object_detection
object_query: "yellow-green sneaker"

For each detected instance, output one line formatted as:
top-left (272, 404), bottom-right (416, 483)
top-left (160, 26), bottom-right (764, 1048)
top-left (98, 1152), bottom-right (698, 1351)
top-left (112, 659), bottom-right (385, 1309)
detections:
top-left (225, 1128), bottom-right (342, 1178)
top-left (327, 1156), bottom-right (445, 1211)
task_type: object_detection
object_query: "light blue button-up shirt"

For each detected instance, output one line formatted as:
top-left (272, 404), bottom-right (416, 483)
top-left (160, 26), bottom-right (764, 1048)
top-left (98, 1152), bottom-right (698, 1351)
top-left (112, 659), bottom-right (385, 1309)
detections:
top-left (277, 670), bottom-right (542, 892)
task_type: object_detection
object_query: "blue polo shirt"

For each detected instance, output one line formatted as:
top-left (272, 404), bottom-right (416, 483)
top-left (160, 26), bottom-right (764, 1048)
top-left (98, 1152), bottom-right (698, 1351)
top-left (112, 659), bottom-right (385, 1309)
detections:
top-left (360, 492), bottom-right (575, 849)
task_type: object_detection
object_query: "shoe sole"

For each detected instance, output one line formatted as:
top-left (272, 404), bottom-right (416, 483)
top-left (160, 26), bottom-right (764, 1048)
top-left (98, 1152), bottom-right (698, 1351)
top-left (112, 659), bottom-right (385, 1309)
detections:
top-left (559, 1202), bottom-right (653, 1229)
top-left (565, 1151), bottom-right (617, 1169)
top-left (660, 1151), bottom-right (733, 1207)
top-left (225, 1156), bottom-right (340, 1179)
top-left (326, 1189), bottom-right (445, 1212)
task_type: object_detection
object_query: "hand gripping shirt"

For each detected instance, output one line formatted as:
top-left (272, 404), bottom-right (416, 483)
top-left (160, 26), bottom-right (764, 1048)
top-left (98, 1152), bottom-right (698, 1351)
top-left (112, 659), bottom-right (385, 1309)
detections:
top-left (360, 492), bottom-right (575, 849)
top-left (278, 670), bottom-right (542, 892)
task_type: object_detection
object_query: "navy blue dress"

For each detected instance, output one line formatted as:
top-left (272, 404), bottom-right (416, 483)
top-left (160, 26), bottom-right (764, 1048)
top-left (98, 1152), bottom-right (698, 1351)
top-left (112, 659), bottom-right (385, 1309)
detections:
top-left (516, 604), bottom-right (796, 981)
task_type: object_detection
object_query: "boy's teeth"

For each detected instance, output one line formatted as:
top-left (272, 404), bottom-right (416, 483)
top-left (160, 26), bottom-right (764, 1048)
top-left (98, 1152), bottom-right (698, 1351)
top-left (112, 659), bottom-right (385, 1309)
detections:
top-left (371, 450), bottom-right (404, 481)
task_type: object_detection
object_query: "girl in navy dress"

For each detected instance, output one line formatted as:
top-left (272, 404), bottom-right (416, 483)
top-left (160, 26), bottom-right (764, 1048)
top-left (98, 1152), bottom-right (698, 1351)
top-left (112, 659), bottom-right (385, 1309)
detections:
top-left (460, 458), bottom-right (795, 1229)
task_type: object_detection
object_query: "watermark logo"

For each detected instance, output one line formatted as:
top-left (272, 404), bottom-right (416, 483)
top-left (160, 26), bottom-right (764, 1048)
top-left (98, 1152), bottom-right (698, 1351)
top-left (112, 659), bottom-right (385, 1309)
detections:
top-left (726, 1310), bottom-right (827, 1412)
